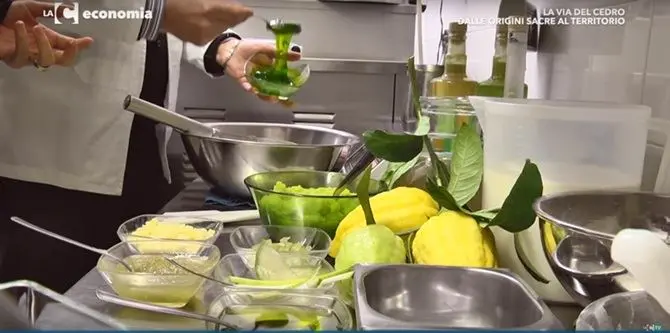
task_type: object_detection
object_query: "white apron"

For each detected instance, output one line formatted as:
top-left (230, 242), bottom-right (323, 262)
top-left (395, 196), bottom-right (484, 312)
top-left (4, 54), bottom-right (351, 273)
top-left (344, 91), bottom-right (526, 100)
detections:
top-left (0, 0), bottom-right (217, 196)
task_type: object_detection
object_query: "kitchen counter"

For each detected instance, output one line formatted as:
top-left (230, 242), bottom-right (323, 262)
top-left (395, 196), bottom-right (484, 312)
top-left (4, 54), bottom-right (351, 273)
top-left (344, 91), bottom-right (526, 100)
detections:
top-left (32, 179), bottom-right (584, 329)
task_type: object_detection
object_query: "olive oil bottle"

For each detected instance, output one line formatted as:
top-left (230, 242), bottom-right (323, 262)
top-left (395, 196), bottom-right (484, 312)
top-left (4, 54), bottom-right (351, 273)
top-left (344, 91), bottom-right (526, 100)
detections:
top-left (427, 22), bottom-right (477, 154)
top-left (476, 24), bottom-right (528, 97)
top-left (429, 22), bottom-right (478, 97)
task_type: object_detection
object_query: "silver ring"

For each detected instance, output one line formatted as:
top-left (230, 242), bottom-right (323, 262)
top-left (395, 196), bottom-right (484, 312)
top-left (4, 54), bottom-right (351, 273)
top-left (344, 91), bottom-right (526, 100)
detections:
top-left (32, 59), bottom-right (49, 71)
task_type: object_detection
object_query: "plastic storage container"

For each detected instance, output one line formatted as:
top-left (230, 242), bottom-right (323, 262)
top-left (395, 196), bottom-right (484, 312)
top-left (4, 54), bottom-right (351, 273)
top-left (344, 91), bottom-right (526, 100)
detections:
top-left (472, 97), bottom-right (651, 303)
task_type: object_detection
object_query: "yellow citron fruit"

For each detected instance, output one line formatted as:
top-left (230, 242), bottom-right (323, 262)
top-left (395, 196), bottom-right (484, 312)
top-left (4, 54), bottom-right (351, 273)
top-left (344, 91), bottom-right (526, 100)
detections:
top-left (542, 222), bottom-right (557, 254)
top-left (329, 187), bottom-right (438, 257)
top-left (412, 210), bottom-right (498, 268)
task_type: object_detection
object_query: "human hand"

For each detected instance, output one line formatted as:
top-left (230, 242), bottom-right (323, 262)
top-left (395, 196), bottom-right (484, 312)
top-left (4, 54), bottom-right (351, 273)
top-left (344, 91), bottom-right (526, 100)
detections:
top-left (1, 1), bottom-right (93, 69)
top-left (163, 0), bottom-right (253, 46)
top-left (217, 39), bottom-right (301, 107)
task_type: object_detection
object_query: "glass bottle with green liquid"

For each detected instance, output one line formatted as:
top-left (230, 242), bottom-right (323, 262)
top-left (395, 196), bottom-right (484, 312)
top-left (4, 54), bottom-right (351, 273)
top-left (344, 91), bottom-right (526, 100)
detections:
top-left (476, 24), bottom-right (528, 97)
top-left (427, 22), bottom-right (478, 155)
top-left (247, 20), bottom-right (309, 100)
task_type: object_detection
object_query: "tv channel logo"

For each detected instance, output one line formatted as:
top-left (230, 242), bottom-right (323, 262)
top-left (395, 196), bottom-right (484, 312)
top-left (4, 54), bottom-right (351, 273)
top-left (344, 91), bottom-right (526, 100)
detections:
top-left (53, 2), bottom-right (79, 25)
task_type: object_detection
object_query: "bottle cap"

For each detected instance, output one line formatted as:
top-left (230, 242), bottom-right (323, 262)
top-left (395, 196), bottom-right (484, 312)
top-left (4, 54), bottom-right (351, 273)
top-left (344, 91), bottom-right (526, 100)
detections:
top-left (448, 22), bottom-right (467, 34)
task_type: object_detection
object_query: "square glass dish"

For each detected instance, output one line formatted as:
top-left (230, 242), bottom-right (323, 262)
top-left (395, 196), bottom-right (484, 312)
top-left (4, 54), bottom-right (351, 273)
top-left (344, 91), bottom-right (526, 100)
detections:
top-left (213, 253), bottom-right (337, 293)
top-left (96, 240), bottom-right (220, 308)
top-left (117, 214), bottom-right (224, 248)
top-left (205, 288), bottom-right (353, 330)
top-left (229, 225), bottom-right (330, 267)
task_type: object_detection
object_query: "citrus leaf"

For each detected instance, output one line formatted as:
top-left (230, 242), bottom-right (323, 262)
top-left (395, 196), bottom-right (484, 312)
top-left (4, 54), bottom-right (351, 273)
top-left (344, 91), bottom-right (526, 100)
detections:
top-left (363, 130), bottom-right (423, 162)
top-left (414, 116), bottom-right (430, 136)
top-left (387, 155), bottom-right (421, 188)
top-left (424, 136), bottom-right (450, 186)
top-left (488, 160), bottom-right (543, 233)
top-left (447, 123), bottom-right (483, 206)
top-left (425, 177), bottom-right (463, 213)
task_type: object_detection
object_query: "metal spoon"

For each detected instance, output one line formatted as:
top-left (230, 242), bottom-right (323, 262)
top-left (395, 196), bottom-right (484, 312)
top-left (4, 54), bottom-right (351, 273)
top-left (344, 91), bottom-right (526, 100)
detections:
top-left (10, 216), bottom-right (134, 272)
top-left (123, 96), bottom-right (296, 145)
top-left (552, 235), bottom-right (627, 278)
top-left (9, 216), bottom-right (231, 284)
top-left (95, 289), bottom-right (240, 330)
top-left (257, 17), bottom-right (301, 33)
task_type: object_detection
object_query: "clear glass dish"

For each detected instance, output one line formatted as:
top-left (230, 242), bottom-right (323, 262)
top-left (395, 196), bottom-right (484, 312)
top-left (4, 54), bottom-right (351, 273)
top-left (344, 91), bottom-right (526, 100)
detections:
top-left (243, 170), bottom-right (386, 238)
top-left (213, 253), bottom-right (336, 293)
top-left (117, 214), bottom-right (223, 246)
top-left (205, 289), bottom-right (353, 330)
top-left (229, 225), bottom-right (331, 267)
top-left (244, 52), bottom-right (310, 100)
top-left (96, 240), bottom-right (220, 308)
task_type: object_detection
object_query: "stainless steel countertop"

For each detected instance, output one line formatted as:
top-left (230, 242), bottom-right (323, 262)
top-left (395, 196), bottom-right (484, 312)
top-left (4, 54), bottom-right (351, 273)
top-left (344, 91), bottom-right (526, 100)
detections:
top-left (33, 180), bottom-right (584, 329)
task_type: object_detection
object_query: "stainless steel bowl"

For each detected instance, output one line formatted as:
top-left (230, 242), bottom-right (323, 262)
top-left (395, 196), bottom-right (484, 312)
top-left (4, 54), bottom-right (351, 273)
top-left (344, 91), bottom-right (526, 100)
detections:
top-left (181, 122), bottom-right (358, 198)
top-left (534, 190), bottom-right (670, 307)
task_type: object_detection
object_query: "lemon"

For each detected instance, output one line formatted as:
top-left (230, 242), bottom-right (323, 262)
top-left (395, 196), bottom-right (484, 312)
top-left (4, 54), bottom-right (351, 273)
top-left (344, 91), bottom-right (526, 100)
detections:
top-left (411, 210), bottom-right (497, 268)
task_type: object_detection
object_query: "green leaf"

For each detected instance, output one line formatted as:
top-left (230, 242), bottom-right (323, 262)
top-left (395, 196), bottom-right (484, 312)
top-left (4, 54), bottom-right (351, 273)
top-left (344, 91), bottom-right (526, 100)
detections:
top-left (363, 130), bottom-right (423, 162)
top-left (488, 160), bottom-right (543, 233)
top-left (514, 233), bottom-right (550, 284)
top-left (387, 155), bottom-right (421, 188)
top-left (447, 124), bottom-right (484, 206)
top-left (356, 164), bottom-right (376, 226)
top-left (381, 161), bottom-right (405, 185)
top-left (425, 177), bottom-right (463, 213)
top-left (423, 136), bottom-right (450, 186)
top-left (414, 116), bottom-right (430, 136)
top-left (471, 210), bottom-right (496, 221)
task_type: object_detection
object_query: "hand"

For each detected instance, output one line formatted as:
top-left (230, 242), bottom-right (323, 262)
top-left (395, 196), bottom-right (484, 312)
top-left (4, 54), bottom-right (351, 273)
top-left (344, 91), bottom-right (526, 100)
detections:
top-left (1, 1), bottom-right (93, 69)
top-left (163, 0), bottom-right (253, 46)
top-left (217, 39), bottom-right (301, 107)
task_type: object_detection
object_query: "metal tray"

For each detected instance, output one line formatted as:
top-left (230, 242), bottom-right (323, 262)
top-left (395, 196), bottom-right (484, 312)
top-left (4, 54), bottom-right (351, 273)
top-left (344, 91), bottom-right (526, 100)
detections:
top-left (0, 280), bottom-right (127, 330)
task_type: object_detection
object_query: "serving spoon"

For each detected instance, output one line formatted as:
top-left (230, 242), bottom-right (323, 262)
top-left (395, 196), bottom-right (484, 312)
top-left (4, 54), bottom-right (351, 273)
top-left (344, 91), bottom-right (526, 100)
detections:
top-left (96, 289), bottom-right (240, 330)
top-left (10, 216), bottom-right (134, 272)
top-left (9, 216), bottom-right (232, 287)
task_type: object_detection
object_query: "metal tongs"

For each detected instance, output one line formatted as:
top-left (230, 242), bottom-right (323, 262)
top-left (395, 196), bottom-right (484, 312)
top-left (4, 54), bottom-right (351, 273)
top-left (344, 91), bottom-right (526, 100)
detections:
top-left (334, 142), bottom-right (377, 195)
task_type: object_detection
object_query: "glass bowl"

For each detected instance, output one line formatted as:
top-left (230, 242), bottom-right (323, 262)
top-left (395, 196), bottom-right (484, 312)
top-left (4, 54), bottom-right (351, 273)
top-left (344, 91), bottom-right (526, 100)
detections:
top-left (244, 52), bottom-right (310, 100)
top-left (230, 225), bottom-right (331, 266)
top-left (244, 170), bottom-right (387, 238)
top-left (96, 240), bottom-right (220, 308)
top-left (206, 288), bottom-right (353, 330)
top-left (213, 253), bottom-right (335, 292)
top-left (116, 214), bottom-right (223, 248)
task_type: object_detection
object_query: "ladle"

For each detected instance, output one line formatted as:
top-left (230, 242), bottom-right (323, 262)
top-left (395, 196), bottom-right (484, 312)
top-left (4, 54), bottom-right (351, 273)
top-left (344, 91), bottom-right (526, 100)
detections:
top-left (9, 216), bottom-right (231, 286)
top-left (552, 235), bottom-right (626, 278)
top-left (122, 95), bottom-right (296, 144)
top-left (95, 289), bottom-right (240, 330)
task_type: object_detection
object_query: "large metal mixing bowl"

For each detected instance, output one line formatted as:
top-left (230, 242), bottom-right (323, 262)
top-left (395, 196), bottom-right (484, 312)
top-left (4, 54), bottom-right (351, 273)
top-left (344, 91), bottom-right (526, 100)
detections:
top-left (182, 122), bottom-right (358, 198)
top-left (534, 191), bottom-right (670, 307)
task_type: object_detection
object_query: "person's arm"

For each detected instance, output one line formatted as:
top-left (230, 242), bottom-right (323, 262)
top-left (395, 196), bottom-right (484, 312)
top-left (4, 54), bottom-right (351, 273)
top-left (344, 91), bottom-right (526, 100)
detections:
top-left (182, 31), bottom-right (241, 78)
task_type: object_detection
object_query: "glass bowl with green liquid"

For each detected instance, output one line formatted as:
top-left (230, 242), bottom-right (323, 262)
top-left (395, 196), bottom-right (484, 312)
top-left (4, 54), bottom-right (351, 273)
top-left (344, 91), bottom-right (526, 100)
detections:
top-left (96, 240), bottom-right (221, 308)
top-left (245, 56), bottom-right (309, 100)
